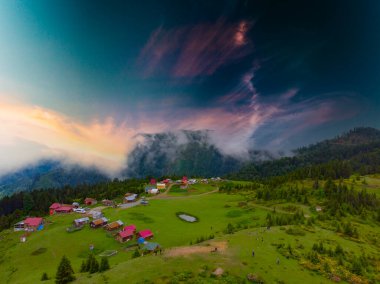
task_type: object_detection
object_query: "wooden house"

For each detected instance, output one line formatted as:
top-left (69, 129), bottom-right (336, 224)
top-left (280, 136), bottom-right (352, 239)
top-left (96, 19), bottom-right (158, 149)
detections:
top-left (54, 206), bottom-right (73, 214)
top-left (105, 220), bottom-right (123, 231)
top-left (156, 183), bottom-right (166, 190)
top-left (24, 217), bottom-right (43, 231)
top-left (124, 193), bottom-right (138, 203)
top-left (138, 229), bottom-right (153, 240)
top-left (90, 217), bottom-right (108, 228)
top-left (116, 230), bottom-right (134, 242)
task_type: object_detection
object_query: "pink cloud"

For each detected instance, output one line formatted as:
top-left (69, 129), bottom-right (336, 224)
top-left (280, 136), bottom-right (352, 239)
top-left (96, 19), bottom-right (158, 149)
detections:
top-left (137, 19), bottom-right (253, 78)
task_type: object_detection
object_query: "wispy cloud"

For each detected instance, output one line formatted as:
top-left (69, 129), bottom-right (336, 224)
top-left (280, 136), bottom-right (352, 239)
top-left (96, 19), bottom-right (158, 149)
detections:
top-left (137, 19), bottom-right (253, 78)
top-left (0, 98), bottom-right (137, 175)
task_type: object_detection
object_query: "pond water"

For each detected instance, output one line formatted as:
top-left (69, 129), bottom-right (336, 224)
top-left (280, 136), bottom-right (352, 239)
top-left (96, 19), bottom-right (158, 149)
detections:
top-left (178, 214), bottom-right (197, 222)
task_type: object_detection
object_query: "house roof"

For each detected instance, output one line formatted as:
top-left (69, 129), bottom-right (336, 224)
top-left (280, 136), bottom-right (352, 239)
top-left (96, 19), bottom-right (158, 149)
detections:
top-left (74, 217), bottom-right (89, 223)
top-left (139, 229), bottom-right (153, 238)
top-left (85, 198), bottom-right (96, 202)
top-left (55, 206), bottom-right (72, 212)
top-left (24, 217), bottom-right (43, 227)
top-left (143, 242), bottom-right (160, 251)
top-left (119, 230), bottom-right (134, 238)
top-left (126, 194), bottom-right (137, 201)
top-left (92, 217), bottom-right (108, 225)
top-left (123, 225), bottom-right (136, 231)
top-left (107, 220), bottom-right (123, 229)
top-left (49, 203), bottom-right (61, 209)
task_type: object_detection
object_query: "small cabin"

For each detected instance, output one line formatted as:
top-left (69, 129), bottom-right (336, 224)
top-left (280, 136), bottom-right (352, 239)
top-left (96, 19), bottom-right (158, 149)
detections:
top-left (24, 217), bottom-right (44, 231)
top-left (102, 199), bottom-right (114, 206)
top-left (124, 194), bottom-right (138, 203)
top-left (105, 220), bottom-right (124, 231)
top-left (116, 230), bottom-right (134, 243)
top-left (90, 217), bottom-right (108, 228)
top-left (14, 221), bottom-right (25, 232)
top-left (156, 183), bottom-right (166, 190)
top-left (49, 203), bottom-right (61, 215)
top-left (73, 217), bottom-right (90, 227)
top-left (123, 224), bottom-right (137, 234)
top-left (84, 198), bottom-right (97, 206)
top-left (138, 229), bottom-right (154, 240)
top-left (142, 242), bottom-right (161, 255)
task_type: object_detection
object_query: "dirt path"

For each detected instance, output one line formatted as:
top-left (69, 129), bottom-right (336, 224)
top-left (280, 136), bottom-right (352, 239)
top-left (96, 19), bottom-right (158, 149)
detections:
top-left (165, 241), bottom-right (227, 257)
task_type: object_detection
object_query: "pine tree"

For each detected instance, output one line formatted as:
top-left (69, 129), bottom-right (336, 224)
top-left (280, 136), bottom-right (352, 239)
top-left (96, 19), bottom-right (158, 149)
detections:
top-left (55, 255), bottom-right (75, 284)
top-left (99, 257), bottom-right (110, 272)
top-left (89, 255), bottom-right (99, 274)
top-left (80, 260), bottom-right (86, 273)
top-left (41, 272), bottom-right (49, 281)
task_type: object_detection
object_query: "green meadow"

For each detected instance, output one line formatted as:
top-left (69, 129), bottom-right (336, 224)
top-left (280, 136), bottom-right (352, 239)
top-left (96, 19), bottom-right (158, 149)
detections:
top-left (0, 179), bottom-right (379, 283)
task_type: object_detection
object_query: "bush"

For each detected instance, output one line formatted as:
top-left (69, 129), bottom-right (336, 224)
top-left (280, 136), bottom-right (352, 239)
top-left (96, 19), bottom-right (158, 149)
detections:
top-left (41, 272), bottom-right (48, 281)
top-left (132, 249), bottom-right (140, 259)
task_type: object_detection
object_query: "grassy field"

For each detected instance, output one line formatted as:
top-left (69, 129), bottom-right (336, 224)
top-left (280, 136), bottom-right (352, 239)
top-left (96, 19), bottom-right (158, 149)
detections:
top-left (168, 183), bottom-right (217, 196)
top-left (0, 179), bottom-right (379, 283)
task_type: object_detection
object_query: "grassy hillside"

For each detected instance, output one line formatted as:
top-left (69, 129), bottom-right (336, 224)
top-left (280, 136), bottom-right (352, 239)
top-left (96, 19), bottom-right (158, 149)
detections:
top-left (0, 176), bottom-right (379, 283)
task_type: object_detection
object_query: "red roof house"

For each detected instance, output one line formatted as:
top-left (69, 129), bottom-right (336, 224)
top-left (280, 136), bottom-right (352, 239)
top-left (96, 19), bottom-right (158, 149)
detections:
top-left (116, 230), bottom-right (134, 242)
top-left (24, 217), bottom-right (43, 228)
top-left (150, 178), bottom-right (156, 185)
top-left (54, 206), bottom-right (73, 213)
top-left (84, 198), bottom-right (97, 205)
top-left (49, 203), bottom-right (61, 215)
top-left (138, 229), bottom-right (154, 239)
top-left (123, 224), bottom-right (136, 233)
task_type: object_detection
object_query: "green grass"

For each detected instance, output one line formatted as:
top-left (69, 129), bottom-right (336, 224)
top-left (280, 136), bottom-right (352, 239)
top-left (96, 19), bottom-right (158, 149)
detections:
top-left (0, 182), bottom-right (379, 283)
top-left (168, 183), bottom-right (217, 196)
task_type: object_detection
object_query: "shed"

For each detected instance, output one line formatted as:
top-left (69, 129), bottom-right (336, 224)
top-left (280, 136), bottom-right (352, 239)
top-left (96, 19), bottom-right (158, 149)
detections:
top-left (73, 217), bottom-right (90, 227)
top-left (138, 229), bottom-right (153, 239)
top-left (90, 217), bottom-right (108, 228)
top-left (105, 220), bottom-right (124, 231)
top-left (14, 221), bottom-right (25, 231)
top-left (142, 242), bottom-right (161, 254)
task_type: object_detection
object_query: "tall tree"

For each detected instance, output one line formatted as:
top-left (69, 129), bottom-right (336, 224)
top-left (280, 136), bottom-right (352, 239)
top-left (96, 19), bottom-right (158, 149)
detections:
top-left (55, 255), bottom-right (75, 284)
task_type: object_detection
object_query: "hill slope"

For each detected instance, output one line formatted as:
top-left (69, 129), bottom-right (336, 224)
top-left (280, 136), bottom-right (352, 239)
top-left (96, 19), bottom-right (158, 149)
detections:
top-left (0, 160), bottom-right (109, 197)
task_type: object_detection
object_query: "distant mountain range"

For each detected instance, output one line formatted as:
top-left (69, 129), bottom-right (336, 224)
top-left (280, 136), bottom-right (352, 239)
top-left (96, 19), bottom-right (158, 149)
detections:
top-left (229, 127), bottom-right (380, 180)
top-left (1, 127), bottom-right (379, 196)
top-left (0, 160), bottom-right (109, 197)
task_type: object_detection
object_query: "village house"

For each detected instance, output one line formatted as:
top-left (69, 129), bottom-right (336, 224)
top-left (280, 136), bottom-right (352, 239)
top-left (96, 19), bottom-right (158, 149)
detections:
top-left (124, 193), bottom-right (138, 203)
top-left (156, 183), bottom-right (166, 190)
top-left (123, 224), bottom-right (137, 233)
top-left (116, 230), bottom-right (134, 242)
top-left (87, 210), bottom-right (103, 219)
top-left (90, 217), bottom-right (108, 228)
top-left (144, 185), bottom-right (155, 193)
top-left (102, 199), bottom-right (114, 206)
top-left (138, 229), bottom-right (154, 240)
top-left (73, 217), bottom-right (90, 227)
top-left (150, 178), bottom-right (156, 185)
top-left (14, 221), bottom-right (25, 232)
top-left (141, 242), bottom-right (161, 255)
top-left (105, 220), bottom-right (124, 231)
top-left (49, 203), bottom-right (73, 214)
top-left (24, 217), bottom-right (44, 231)
top-left (54, 206), bottom-right (73, 214)
top-left (84, 198), bottom-right (97, 206)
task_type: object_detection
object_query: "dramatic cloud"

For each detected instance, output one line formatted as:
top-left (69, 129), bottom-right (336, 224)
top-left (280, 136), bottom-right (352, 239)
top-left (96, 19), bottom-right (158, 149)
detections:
top-left (137, 19), bottom-right (253, 78)
top-left (0, 98), bottom-right (137, 175)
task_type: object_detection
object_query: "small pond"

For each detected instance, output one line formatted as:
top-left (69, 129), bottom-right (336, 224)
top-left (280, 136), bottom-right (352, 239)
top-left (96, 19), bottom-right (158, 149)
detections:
top-left (177, 213), bottom-right (198, 223)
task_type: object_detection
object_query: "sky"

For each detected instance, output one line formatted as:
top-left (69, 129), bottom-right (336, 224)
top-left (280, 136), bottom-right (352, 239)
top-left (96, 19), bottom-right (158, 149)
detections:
top-left (1, 0), bottom-right (380, 175)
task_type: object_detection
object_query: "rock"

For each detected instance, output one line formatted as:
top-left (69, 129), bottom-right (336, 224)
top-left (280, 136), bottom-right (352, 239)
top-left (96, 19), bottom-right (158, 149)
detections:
top-left (212, 267), bottom-right (224, 277)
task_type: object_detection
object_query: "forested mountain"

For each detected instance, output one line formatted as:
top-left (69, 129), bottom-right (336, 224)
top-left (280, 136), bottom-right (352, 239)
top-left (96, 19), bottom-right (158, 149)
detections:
top-left (230, 127), bottom-right (380, 180)
top-left (0, 160), bottom-right (109, 197)
top-left (124, 130), bottom-right (244, 178)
